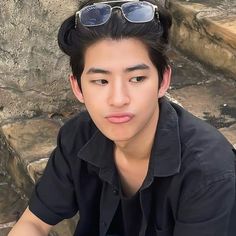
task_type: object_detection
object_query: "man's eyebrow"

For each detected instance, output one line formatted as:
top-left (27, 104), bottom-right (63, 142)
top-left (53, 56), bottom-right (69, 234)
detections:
top-left (125, 64), bottom-right (150, 72)
top-left (85, 64), bottom-right (150, 75)
top-left (86, 68), bottom-right (111, 75)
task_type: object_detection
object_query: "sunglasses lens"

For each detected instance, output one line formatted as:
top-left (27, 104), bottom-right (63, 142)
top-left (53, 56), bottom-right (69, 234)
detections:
top-left (122, 2), bottom-right (154, 23)
top-left (80, 3), bottom-right (111, 26)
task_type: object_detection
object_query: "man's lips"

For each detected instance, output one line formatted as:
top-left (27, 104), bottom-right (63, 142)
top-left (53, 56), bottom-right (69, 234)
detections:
top-left (105, 113), bottom-right (134, 124)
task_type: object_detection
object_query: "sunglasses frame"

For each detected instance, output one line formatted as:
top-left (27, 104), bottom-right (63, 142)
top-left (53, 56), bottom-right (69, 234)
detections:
top-left (75, 0), bottom-right (159, 28)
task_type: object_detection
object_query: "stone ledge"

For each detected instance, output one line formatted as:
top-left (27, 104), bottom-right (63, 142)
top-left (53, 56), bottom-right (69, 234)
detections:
top-left (169, 89), bottom-right (236, 148)
top-left (170, 0), bottom-right (236, 77)
top-left (168, 49), bottom-right (236, 148)
top-left (0, 118), bottom-right (79, 236)
top-left (1, 119), bottom-right (61, 163)
top-left (1, 118), bottom-right (61, 194)
top-left (27, 158), bottom-right (49, 183)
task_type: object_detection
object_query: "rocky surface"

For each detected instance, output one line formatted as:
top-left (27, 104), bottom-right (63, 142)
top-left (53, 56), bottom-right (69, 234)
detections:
top-left (169, 49), bottom-right (236, 148)
top-left (0, 0), bottom-right (81, 122)
top-left (1, 119), bottom-right (61, 196)
top-left (0, 117), bottom-right (78, 236)
top-left (170, 0), bottom-right (236, 77)
top-left (0, 137), bottom-right (27, 236)
top-left (1, 119), bottom-right (61, 163)
top-left (0, 179), bottom-right (26, 236)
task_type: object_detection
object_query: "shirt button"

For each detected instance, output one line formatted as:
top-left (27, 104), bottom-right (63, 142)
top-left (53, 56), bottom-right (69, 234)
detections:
top-left (112, 189), bottom-right (119, 195)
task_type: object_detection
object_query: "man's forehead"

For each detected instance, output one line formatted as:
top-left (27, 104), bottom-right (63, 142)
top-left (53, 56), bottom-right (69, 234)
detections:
top-left (82, 38), bottom-right (157, 73)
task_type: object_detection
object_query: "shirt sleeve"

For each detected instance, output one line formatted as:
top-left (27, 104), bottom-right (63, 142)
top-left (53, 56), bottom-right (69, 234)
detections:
top-left (174, 172), bottom-right (235, 236)
top-left (28, 128), bottom-right (78, 225)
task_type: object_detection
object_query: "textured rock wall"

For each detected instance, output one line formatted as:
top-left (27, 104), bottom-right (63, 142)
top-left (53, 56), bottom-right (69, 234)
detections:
top-left (0, 0), bottom-right (80, 122)
top-left (170, 1), bottom-right (236, 78)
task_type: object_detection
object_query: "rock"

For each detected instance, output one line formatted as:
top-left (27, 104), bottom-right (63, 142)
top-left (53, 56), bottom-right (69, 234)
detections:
top-left (0, 179), bottom-right (27, 225)
top-left (1, 118), bottom-right (61, 195)
top-left (0, 117), bottom-right (79, 236)
top-left (168, 49), bottom-right (236, 147)
top-left (170, 0), bottom-right (236, 78)
top-left (0, 173), bottom-right (27, 236)
top-left (1, 119), bottom-right (60, 162)
top-left (0, 0), bottom-right (81, 122)
top-left (27, 158), bottom-right (49, 183)
top-left (169, 77), bottom-right (236, 131)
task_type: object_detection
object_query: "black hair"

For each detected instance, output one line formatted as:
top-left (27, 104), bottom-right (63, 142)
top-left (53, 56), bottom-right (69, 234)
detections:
top-left (58, 0), bottom-right (172, 89)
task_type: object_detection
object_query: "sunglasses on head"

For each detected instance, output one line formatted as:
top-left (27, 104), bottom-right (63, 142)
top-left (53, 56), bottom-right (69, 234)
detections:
top-left (75, 0), bottom-right (159, 28)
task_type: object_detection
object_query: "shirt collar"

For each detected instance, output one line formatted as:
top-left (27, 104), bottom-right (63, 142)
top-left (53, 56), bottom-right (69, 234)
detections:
top-left (77, 127), bottom-right (117, 187)
top-left (150, 97), bottom-right (181, 177)
top-left (77, 97), bottom-right (181, 179)
top-left (77, 129), bottom-right (114, 169)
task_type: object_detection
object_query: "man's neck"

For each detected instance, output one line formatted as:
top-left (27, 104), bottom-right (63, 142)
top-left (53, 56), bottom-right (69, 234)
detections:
top-left (114, 109), bottom-right (159, 162)
top-left (113, 108), bottom-right (159, 197)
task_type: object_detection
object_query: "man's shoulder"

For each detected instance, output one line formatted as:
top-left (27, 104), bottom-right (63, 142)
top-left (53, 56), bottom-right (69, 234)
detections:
top-left (171, 101), bottom-right (230, 148)
top-left (58, 110), bottom-right (98, 153)
top-left (62, 110), bottom-right (95, 131)
top-left (171, 102), bottom-right (235, 176)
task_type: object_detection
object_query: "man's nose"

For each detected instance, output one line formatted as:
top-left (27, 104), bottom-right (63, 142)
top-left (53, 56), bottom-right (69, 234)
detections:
top-left (108, 80), bottom-right (130, 107)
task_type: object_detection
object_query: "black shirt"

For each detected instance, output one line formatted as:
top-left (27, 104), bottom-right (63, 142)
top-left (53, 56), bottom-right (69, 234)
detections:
top-left (107, 182), bottom-right (142, 236)
top-left (29, 98), bottom-right (236, 236)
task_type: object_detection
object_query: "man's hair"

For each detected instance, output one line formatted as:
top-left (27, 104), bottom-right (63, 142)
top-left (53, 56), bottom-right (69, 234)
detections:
top-left (58, 0), bottom-right (172, 89)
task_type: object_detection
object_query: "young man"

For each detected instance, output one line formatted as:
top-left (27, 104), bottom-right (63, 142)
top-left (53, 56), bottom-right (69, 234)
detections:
top-left (9, 0), bottom-right (236, 235)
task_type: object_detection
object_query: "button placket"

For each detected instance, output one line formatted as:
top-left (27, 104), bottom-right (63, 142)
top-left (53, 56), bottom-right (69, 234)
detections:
top-left (100, 183), bottom-right (120, 236)
top-left (112, 188), bottom-right (119, 195)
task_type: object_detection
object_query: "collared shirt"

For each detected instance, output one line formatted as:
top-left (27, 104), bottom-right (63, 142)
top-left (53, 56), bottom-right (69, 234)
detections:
top-left (29, 98), bottom-right (236, 236)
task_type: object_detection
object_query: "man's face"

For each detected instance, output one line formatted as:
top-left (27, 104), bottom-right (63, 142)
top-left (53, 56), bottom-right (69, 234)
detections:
top-left (72, 38), bottom-right (170, 145)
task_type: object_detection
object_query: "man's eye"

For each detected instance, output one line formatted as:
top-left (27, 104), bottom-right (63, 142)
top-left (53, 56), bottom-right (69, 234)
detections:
top-left (130, 76), bottom-right (146, 83)
top-left (91, 79), bottom-right (108, 85)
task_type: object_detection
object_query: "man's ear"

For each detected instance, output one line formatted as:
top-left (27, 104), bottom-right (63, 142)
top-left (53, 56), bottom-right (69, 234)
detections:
top-left (69, 75), bottom-right (85, 103)
top-left (158, 66), bottom-right (171, 98)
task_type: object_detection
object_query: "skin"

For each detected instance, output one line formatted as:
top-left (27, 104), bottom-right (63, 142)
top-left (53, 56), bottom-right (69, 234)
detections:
top-left (8, 207), bottom-right (52, 236)
top-left (8, 37), bottom-right (171, 235)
